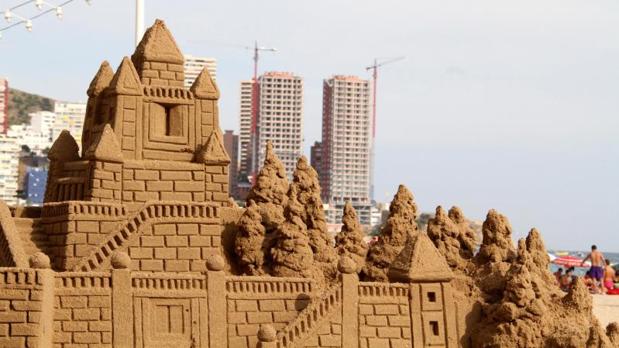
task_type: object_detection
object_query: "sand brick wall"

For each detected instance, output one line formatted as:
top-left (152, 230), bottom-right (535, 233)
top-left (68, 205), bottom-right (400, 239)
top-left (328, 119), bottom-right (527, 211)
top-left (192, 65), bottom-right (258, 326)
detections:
top-left (226, 277), bottom-right (316, 348)
top-left (303, 310), bottom-right (342, 348)
top-left (41, 202), bottom-right (127, 271)
top-left (127, 222), bottom-right (221, 272)
top-left (88, 162), bottom-right (122, 203)
top-left (140, 62), bottom-right (184, 87)
top-left (358, 283), bottom-right (412, 348)
top-left (53, 273), bottom-right (112, 348)
top-left (0, 269), bottom-right (54, 348)
top-left (116, 95), bottom-right (139, 159)
top-left (50, 161), bottom-right (91, 202)
top-left (120, 161), bottom-right (229, 207)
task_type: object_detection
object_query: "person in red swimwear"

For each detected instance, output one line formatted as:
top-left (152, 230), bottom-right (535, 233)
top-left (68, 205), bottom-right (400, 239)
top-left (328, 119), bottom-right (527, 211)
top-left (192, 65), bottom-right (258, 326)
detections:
top-left (582, 245), bottom-right (605, 294)
top-left (604, 259), bottom-right (616, 292)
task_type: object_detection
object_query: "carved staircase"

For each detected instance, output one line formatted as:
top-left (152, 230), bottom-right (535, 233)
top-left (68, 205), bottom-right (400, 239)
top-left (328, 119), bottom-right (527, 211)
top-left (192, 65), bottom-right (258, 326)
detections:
top-left (275, 284), bottom-right (343, 348)
top-left (73, 202), bottom-right (219, 272)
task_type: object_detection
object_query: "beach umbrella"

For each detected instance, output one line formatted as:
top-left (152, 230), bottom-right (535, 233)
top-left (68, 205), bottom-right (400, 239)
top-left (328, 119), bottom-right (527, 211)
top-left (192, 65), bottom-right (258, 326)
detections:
top-left (552, 255), bottom-right (591, 268)
top-left (547, 253), bottom-right (557, 262)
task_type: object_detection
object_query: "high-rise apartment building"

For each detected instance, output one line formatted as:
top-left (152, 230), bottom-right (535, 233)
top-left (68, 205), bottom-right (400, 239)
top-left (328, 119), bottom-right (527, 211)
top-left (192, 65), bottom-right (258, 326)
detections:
top-left (0, 78), bottom-right (8, 134)
top-left (53, 101), bottom-right (86, 148)
top-left (238, 80), bottom-right (253, 178)
top-left (310, 141), bottom-right (323, 177)
top-left (223, 130), bottom-right (239, 199)
top-left (254, 72), bottom-right (303, 178)
top-left (0, 135), bottom-right (20, 205)
top-left (320, 75), bottom-right (372, 225)
top-left (183, 55), bottom-right (217, 88)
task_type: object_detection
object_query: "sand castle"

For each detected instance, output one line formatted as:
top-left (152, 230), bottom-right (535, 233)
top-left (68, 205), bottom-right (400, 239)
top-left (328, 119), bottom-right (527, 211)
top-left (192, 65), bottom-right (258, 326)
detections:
top-left (0, 19), bottom-right (617, 348)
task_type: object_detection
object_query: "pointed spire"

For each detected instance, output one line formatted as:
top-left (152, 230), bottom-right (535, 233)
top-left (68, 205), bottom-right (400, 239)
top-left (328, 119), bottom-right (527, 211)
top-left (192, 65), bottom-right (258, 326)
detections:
top-left (388, 232), bottom-right (453, 282)
top-left (109, 57), bottom-right (142, 96)
top-left (190, 67), bottom-right (219, 100)
top-left (48, 130), bottom-right (80, 161)
top-left (87, 61), bottom-right (114, 97)
top-left (132, 19), bottom-right (183, 65)
top-left (84, 124), bottom-right (123, 163)
top-left (196, 130), bottom-right (230, 164)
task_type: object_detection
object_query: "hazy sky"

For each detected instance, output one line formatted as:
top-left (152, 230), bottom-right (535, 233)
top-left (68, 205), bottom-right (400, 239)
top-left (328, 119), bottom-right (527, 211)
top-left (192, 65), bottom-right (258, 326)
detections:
top-left (1, 0), bottom-right (618, 251)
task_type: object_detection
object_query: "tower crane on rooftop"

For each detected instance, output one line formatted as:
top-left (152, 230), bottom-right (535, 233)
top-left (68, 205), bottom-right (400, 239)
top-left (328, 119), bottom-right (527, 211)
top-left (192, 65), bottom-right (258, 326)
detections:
top-left (366, 56), bottom-right (405, 138)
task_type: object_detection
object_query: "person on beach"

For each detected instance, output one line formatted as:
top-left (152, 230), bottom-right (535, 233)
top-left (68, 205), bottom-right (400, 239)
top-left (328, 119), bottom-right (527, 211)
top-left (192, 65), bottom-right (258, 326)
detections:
top-left (560, 267), bottom-right (574, 292)
top-left (582, 245), bottom-right (605, 293)
top-left (554, 268), bottom-right (563, 285)
top-left (553, 267), bottom-right (563, 286)
top-left (604, 259), bottom-right (615, 292)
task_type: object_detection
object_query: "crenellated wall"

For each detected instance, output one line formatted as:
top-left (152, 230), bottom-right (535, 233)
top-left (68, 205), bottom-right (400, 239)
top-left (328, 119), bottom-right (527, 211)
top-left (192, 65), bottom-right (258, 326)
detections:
top-left (53, 272), bottom-right (112, 347)
top-left (0, 265), bottom-right (462, 348)
top-left (358, 283), bottom-right (412, 347)
top-left (41, 202), bottom-right (128, 271)
top-left (225, 277), bottom-right (317, 348)
top-left (0, 268), bottom-right (54, 348)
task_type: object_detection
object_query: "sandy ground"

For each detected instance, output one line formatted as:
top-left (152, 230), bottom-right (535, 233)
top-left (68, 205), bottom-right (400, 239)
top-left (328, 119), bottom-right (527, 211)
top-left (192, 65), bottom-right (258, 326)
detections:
top-left (593, 295), bottom-right (619, 327)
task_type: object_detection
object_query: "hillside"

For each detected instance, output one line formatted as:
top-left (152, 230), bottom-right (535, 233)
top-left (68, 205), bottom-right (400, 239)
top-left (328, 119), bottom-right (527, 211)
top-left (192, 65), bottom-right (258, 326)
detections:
top-left (7, 89), bottom-right (55, 126)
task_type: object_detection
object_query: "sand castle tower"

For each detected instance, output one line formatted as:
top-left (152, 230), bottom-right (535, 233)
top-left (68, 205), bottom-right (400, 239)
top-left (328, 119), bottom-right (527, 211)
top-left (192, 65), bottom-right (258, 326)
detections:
top-left (39, 20), bottom-right (230, 271)
top-left (389, 233), bottom-right (458, 347)
top-left (45, 19), bottom-right (229, 208)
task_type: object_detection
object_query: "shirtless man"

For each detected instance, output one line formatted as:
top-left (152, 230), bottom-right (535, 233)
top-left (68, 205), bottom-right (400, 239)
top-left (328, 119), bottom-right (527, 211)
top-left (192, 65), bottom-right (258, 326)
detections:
top-left (604, 259), bottom-right (616, 292)
top-left (582, 245), bottom-right (605, 293)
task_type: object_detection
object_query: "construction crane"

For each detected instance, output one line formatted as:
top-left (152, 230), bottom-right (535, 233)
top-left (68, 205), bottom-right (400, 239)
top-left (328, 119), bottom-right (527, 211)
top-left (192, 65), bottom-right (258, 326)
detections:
top-left (366, 56), bottom-right (405, 138)
top-left (248, 42), bottom-right (277, 182)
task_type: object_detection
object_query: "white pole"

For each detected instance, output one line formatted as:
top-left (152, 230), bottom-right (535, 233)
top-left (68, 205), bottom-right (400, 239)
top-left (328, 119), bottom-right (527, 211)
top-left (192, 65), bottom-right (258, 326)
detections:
top-left (135, 0), bottom-right (144, 47)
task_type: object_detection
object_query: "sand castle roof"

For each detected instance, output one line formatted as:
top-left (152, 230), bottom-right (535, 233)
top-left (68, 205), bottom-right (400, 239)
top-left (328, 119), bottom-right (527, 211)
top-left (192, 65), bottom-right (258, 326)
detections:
top-left (84, 124), bottom-right (123, 163)
top-left (109, 57), bottom-right (142, 96)
top-left (132, 19), bottom-right (183, 64)
top-left (190, 67), bottom-right (219, 100)
top-left (388, 232), bottom-right (453, 282)
top-left (87, 61), bottom-right (114, 97)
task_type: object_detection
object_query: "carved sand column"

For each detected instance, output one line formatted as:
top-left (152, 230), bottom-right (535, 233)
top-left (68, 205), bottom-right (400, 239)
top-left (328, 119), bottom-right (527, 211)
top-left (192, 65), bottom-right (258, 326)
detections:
top-left (207, 255), bottom-right (226, 348)
top-left (111, 252), bottom-right (133, 348)
top-left (339, 256), bottom-right (359, 348)
top-left (30, 253), bottom-right (55, 348)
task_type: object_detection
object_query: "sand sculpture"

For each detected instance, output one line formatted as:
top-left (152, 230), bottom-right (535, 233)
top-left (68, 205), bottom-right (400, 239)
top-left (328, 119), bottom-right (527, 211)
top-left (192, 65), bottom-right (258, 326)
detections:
top-left (0, 18), bottom-right (616, 348)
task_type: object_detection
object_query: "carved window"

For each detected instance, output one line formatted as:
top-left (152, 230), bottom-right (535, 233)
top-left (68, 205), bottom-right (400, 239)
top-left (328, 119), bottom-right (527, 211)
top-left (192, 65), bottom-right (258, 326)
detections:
top-left (427, 291), bottom-right (436, 303)
top-left (430, 321), bottom-right (440, 336)
top-left (164, 105), bottom-right (183, 136)
top-left (152, 103), bottom-right (183, 137)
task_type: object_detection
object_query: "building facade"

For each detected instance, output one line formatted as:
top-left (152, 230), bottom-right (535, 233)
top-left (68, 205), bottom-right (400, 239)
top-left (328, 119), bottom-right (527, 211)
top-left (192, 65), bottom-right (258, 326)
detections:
top-left (222, 130), bottom-right (239, 199)
top-left (254, 72), bottom-right (303, 178)
top-left (320, 75), bottom-right (372, 225)
top-left (310, 140), bottom-right (323, 178)
top-left (53, 101), bottom-right (86, 150)
top-left (0, 135), bottom-right (20, 205)
top-left (183, 54), bottom-right (217, 88)
top-left (238, 80), bottom-right (253, 179)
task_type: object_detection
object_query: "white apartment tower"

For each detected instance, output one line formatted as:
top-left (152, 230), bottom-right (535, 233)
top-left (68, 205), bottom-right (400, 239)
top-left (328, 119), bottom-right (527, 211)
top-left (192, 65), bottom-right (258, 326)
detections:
top-left (320, 75), bottom-right (372, 225)
top-left (183, 55), bottom-right (217, 88)
top-left (254, 72), bottom-right (303, 178)
top-left (0, 135), bottom-right (20, 205)
top-left (53, 101), bottom-right (86, 148)
top-left (238, 80), bottom-right (253, 178)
